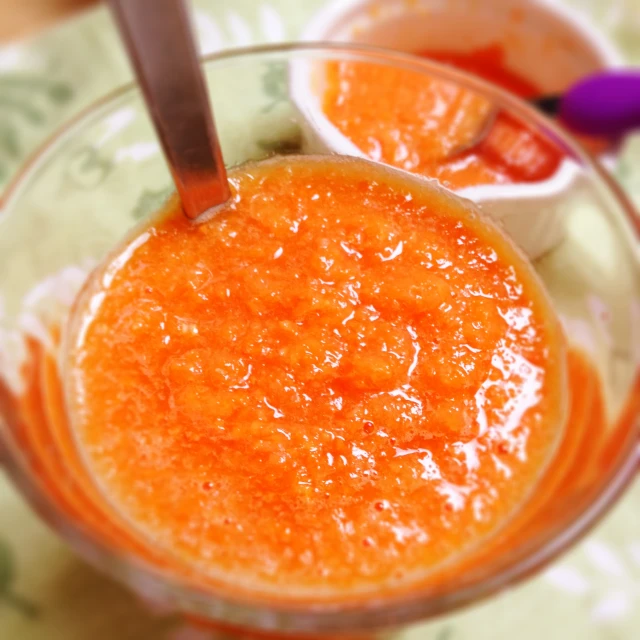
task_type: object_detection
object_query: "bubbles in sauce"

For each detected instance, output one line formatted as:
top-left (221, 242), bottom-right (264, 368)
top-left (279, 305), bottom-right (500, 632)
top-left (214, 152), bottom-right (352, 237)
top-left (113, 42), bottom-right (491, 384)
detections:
top-left (66, 156), bottom-right (566, 595)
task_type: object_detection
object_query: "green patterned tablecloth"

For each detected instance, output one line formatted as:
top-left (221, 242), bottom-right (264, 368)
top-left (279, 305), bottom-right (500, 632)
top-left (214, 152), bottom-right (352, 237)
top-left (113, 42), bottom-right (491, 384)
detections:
top-left (1, 1), bottom-right (640, 638)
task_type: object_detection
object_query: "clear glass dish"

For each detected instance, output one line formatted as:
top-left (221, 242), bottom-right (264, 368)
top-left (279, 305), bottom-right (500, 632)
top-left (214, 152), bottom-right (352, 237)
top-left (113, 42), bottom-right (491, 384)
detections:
top-left (0, 44), bottom-right (638, 635)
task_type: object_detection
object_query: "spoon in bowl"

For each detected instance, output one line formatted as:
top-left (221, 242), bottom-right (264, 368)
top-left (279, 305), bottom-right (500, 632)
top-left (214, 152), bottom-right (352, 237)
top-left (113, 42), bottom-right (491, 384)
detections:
top-left (458, 69), bottom-right (640, 157)
top-left (109, 0), bottom-right (230, 219)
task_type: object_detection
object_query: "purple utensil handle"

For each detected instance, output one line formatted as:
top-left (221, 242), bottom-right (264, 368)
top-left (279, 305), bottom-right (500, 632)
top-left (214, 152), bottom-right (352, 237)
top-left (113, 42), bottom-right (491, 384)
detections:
top-left (560, 70), bottom-right (640, 138)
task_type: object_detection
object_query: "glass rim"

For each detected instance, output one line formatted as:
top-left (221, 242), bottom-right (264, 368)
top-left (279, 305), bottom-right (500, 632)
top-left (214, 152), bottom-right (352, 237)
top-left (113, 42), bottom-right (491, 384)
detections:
top-left (1, 42), bottom-right (639, 633)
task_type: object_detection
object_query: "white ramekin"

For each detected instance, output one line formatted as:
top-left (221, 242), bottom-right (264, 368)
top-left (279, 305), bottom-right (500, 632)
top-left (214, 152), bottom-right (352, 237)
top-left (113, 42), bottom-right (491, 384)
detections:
top-left (291, 0), bottom-right (622, 259)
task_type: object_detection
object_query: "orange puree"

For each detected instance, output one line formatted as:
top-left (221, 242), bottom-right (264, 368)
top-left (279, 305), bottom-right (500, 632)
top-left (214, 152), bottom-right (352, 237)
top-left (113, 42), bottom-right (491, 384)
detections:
top-left (323, 51), bottom-right (564, 189)
top-left (66, 156), bottom-right (566, 596)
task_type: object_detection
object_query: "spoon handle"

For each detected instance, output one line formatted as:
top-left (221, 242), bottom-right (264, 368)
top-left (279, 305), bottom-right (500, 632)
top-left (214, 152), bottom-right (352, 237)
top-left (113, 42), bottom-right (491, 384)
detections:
top-left (533, 70), bottom-right (640, 139)
top-left (559, 70), bottom-right (640, 138)
top-left (109, 0), bottom-right (230, 219)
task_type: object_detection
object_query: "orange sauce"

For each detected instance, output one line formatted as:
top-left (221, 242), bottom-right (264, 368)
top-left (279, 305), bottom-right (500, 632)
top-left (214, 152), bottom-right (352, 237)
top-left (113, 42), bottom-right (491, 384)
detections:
top-left (0, 335), bottom-right (174, 569)
top-left (64, 156), bottom-right (567, 596)
top-left (322, 45), bottom-right (565, 189)
top-left (0, 332), bottom-right (616, 604)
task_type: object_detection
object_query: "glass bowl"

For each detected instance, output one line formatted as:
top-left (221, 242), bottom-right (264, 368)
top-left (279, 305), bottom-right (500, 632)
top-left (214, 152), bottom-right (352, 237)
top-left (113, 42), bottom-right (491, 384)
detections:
top-left (0, 44), bottom-right (639, 636)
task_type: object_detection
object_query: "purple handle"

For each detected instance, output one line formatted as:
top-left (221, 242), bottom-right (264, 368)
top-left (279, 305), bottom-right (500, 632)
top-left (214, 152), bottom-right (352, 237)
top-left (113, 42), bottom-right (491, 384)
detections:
top-left (560, 70), bottom-right (640, 138)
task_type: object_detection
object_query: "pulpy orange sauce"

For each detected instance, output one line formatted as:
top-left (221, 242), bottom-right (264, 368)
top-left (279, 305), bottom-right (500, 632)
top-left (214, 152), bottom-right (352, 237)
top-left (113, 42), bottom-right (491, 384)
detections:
top-left (322, 46), bottom-right (565, 189)
top-left (64, 156), bottom-right (567, 596)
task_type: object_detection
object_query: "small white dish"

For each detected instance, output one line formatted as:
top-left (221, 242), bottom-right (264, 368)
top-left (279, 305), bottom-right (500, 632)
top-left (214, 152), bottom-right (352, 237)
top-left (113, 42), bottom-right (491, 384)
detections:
top-left (291, 0), bottom-right (622, 259)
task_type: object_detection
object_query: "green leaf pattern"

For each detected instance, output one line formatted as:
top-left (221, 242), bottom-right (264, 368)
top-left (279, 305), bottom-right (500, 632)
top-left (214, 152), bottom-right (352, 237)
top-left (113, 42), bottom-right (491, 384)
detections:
top-left (0, 74), bottom-right (73, 182)
top-left (0, 538), bottom-right (38, 619)
top-left (131, 187), bottom-right (173, 220)
top-left (260, 61), bottom-right (288, 113)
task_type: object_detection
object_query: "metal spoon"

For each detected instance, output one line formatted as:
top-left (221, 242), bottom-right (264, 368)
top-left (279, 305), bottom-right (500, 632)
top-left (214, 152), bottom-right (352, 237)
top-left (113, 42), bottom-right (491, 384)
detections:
top-left (109, 0), bottom-right (230, 219)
